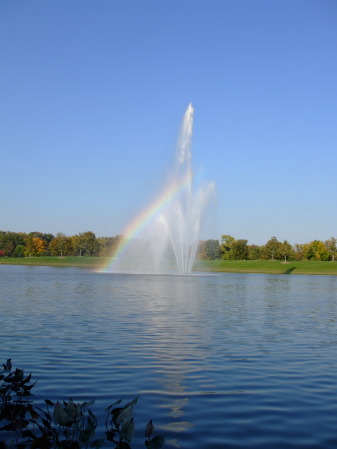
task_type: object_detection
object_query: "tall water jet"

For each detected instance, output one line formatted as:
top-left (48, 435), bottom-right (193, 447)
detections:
top-left (104, 104), bottom-right (215, 274)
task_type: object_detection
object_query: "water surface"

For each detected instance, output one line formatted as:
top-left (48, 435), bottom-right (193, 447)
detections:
top-left (1, 265), bottom-right (337, 448)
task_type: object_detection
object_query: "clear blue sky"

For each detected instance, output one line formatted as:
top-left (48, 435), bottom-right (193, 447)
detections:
top-left (1, 0), bottom-right (336, 245)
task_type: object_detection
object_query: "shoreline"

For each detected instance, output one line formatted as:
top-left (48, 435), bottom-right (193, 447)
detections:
top-left (0, 257), bottom-right (336, 276)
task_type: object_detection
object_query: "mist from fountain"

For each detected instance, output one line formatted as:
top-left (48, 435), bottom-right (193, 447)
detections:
top-left (107, 104), bottom-right (215, 274)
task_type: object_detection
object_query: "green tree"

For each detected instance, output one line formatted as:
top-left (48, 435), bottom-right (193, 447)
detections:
top-left (304, 240), bottom-right (330, 261)
top-left (262, 236), bottom-right (281, 260)
top-left (325, 237), bottom-right (337, 261)
top-left (0, 232), bottom-right (15, 257)
top-left (293, 243), bottom-right (305, 260)
top-left (231, 239), bottom-right (248, 260)
top-left (71, 234), bottom-right (86, 256)
top-left (77, 231), bottom-right (99, 256)
top-left (279, 240), bottom-right (294, 262)
top-left (97, 235), bottom-right (124, 257)
top-left (248, 244), bottom-right (263, 260)
top-left (198, 239), bottom-right (221, 260)
top-left (220, 235), bottom-right (235, 260)
top-left (40, 234), bottom-right (54, 251)
top-left (13, 244), bottom-right (25, 257)
top-left (49, 234), bottom-right (74, 257)
top-left (24, 237), bottom-right (35, 257)
top-left (0, 231), bottom-right (26, 257)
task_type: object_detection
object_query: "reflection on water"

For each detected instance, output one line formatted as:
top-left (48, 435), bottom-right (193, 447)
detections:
top-left (1, 266), bottom-right (337, 448)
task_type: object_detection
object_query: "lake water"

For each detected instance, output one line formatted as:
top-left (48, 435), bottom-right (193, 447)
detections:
top-left (1, 265), bottom-right (337, 448)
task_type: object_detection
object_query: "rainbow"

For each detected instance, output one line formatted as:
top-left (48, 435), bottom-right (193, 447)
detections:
top-left (100, 170), bottom-right (192, 272)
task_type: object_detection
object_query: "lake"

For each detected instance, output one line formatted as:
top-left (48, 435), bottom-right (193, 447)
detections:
top-left (1, 265), bottom-right (337, 448)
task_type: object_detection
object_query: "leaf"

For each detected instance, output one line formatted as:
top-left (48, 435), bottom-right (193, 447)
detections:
top-left (14, 368), bottom-right (24, 379)
top-left (85, 415), bottom-right (97, 434)
top-left (117, 442), bottom-right (131, 449)
top-left (29, 419), bottom-right (47, 434)
top-left (105, 430), bottom-right (116, 441)
top-left (66, 399), bottom-right (81, 421)
top-left (147, 435), bottom-right (165, 449)
top-left (123, 396), bottom-right (139, 410)
top-left (79, 429), bottom-right (92, 444)
top-left (35, 407), bottom-right (52, 422)
top-left (40, 417), bottom-right (52, 429)
top-left (23, 380), bottom-right (38, 391)
top-left (0, 421), bottom-right (28, 431)
top-left (27, 403), bottom-right (40, 420)
top-left (21, 429), bottom-right (37, 439)
top-left (2, 359), bottom-right (12, 371)
top-left (115, 396), bottom-right (139, 426)
top-left (105, 399), bottom-right (122, 412)
top-left (53, 401), bottom-right (70, 426)
top-left (111, 407), bottom-right (123, 420)
top-left (120, 417), bottom-right (134, 442)
top-left (88, 408), bottom-right (97, 425)
top-left (145, 419), bottom-right (154, 437)
top-left (30, 434), bottom-right (49, 449)
top-left (80, 399), bottom-right (95, 410)
top-left (90, 438), bottom-right (105, 448)
top-left (115, 405), bottom-right (133, 425)
top-left (22, 373), bottom-right (32, 384)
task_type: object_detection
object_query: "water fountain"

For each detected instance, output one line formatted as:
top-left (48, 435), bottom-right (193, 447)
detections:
top-left (105, 104), bottom-right (215, 274)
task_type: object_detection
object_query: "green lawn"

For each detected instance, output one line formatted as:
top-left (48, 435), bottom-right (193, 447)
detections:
top-left (0, 256), bottom-right (107, 269)
top-left (193, 259), bottom-right (337, 275)
top-left (0, 256), bottom-right (337, 275)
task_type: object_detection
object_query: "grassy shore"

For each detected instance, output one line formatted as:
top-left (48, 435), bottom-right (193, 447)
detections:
top-left (0, 256), bottom-right (337, 275)
top-left (193, 259), bottom-right (337, 275)
top-left (0, 256), bottom-right (105, 269)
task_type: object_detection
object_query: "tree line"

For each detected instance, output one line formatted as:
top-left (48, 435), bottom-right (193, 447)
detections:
top-left (0, 231), bottom-right (123, 258)
top-left (198, 235), bottom-right (337, 261)
top-left (0, 230), bottom-right (336, 261)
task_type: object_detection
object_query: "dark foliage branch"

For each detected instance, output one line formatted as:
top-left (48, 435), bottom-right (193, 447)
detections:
top-left (0, 360), bottom-right (164, 449)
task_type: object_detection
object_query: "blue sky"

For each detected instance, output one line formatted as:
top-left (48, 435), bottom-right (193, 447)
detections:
top-left (1, 0), bottom-right (336, 245)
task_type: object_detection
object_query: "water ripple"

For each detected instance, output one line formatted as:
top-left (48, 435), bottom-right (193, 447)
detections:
top-left (1, 266), bottom-right (337, 448)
